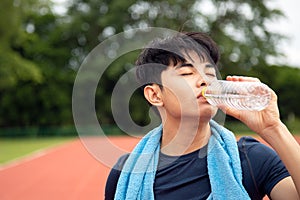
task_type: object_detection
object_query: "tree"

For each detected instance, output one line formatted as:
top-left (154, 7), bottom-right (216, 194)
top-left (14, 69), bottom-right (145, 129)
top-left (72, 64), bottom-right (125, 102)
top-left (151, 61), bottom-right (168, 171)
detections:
top-left (0, 0), bottom-right (295, 133)
top-left (253, 65), bottom-right (300, 120)
top-left (62, 0), bottom-right (285, 76)
top-left (0, 0), bottom-right (75, 130)
top-left (64, 0), bottom-right (286, 125)
top-left (0, 0), bottom-right (43, 90)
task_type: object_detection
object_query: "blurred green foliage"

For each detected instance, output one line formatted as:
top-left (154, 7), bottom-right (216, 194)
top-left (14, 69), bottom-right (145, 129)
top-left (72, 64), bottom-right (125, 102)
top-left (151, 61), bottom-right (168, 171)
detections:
top-left (0, 0), bottom-right (299, 136)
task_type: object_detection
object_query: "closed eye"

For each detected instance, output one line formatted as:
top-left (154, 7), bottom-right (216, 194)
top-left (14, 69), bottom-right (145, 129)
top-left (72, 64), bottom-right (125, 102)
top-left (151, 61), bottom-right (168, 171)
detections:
top-left (206, 73), bottom-right (216, 77)
top-left (180, 72), bottom-right (193, 76)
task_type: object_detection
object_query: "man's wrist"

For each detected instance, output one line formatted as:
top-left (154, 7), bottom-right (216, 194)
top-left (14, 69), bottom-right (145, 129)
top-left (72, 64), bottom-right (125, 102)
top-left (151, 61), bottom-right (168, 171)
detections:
top-left (261, 121), bottom-right (296, 150)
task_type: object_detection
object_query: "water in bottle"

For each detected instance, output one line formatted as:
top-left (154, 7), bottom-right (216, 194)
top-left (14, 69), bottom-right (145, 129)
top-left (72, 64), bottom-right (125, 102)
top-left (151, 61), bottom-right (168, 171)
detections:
top-left (202, 80), bottom-right (271, 111)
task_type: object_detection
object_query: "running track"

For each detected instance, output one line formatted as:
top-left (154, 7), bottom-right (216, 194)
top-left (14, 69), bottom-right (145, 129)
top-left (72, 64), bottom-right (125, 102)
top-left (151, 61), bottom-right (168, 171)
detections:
top-left (0, 136), bottom-right (299, 200)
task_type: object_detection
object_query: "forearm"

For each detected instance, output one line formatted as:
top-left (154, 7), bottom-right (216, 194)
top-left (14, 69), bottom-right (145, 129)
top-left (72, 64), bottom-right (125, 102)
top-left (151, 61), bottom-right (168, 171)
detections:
top-left (261, 122), bottom-right (300, 197)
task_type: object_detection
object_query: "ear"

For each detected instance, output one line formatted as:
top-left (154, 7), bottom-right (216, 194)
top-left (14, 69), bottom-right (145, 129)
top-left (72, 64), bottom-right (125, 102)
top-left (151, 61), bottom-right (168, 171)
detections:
top-left (144, 84), bottom-right (163, 107)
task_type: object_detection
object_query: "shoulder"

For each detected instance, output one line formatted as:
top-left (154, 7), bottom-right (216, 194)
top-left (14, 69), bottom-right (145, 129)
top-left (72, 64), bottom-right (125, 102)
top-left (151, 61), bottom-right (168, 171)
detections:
top-left (105, 154), bottom-right (129, 200)
top-left (113, 154), bottom-right (130, 171)
top-left (238, 136), bottom-right (269, 152)
top-left (237, 136), bottom-right (287, 166)
top-left (237, 136), bottom-right (290, 198)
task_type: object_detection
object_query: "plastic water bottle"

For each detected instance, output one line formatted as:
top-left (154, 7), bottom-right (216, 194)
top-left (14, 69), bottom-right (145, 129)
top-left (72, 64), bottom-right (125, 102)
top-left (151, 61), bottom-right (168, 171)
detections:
top-left (202, 80), bottom-right (271, 111)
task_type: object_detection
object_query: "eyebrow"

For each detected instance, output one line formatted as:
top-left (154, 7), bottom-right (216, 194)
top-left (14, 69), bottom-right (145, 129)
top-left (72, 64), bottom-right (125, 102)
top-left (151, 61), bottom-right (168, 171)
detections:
top-left (175, 63), bottom-right (194, 69)
top-left (175, 62), bottom-right (216, 69)
top-left (205, 63), bottom-right (216, 69)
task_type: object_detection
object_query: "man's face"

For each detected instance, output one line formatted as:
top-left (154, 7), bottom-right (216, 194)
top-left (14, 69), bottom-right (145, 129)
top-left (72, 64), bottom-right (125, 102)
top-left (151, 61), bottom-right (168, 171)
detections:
top-left (159, 51), bottom-right (218, 121)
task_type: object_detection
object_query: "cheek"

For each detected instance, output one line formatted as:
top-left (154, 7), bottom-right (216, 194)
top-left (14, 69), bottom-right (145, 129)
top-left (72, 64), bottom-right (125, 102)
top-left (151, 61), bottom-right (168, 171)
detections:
top-left (165, 78), bottom-right (196, 97)
top-left (161, 74), bottom-right (198, 112)
top-left (163, 87), bottom-right (197, 113)
top-left (165, 85), bottom-right (194, 103)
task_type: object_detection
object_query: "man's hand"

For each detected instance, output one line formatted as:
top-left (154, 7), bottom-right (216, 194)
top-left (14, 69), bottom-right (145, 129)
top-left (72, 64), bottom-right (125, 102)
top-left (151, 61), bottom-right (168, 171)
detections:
top-left (219, 76), bottom-right (281, 138)
top-left (221, 76), bottom-right (300, 199)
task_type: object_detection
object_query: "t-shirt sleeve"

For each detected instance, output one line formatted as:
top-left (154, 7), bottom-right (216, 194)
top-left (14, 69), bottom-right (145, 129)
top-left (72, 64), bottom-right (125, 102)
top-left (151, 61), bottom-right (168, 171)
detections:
top-left (105, 154), bottom-right (129, 200)
top-left (239, 137), bottom-right (290, 197)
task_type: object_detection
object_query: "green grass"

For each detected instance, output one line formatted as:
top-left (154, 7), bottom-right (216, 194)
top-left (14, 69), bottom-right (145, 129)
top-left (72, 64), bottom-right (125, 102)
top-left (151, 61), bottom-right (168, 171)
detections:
top-left (0, 137), bottom-right (75, 164)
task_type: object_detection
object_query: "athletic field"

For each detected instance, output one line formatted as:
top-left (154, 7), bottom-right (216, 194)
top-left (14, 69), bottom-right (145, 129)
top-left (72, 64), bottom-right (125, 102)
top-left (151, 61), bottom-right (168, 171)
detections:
top-left (0, 136), bottom-right (299, 200)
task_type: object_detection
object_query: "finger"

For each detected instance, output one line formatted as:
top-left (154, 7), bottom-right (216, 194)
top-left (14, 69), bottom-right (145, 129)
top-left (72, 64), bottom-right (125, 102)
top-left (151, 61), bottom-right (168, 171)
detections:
top-left (226, 75), bottom-right (260, 82)
top-left (218, 104), bottom-right (242, 121)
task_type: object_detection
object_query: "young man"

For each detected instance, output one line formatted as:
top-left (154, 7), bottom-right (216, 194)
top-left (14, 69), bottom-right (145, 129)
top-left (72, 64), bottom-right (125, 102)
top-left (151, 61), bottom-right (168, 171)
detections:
top-left (105, 32), bottom-right (300, 199)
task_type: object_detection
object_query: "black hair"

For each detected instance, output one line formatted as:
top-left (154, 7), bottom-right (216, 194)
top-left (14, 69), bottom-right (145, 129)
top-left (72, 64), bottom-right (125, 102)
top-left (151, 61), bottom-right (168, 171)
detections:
top-left (135, 32), bottom-right (220, 88)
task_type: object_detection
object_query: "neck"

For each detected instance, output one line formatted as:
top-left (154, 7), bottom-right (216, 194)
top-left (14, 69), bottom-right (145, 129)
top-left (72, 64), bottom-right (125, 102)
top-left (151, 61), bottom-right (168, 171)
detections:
top-left (160, 117), bottom-right (211, 156)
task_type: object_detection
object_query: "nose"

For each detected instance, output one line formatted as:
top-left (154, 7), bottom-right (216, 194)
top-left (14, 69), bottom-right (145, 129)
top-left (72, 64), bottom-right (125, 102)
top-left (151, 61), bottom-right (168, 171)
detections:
top-left (196, 74), bottom-right (208, 88)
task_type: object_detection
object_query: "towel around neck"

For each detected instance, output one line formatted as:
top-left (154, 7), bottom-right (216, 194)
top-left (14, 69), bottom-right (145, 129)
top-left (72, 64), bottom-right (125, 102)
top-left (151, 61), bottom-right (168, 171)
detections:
top-left (114, 120), bottom-right (250, 200)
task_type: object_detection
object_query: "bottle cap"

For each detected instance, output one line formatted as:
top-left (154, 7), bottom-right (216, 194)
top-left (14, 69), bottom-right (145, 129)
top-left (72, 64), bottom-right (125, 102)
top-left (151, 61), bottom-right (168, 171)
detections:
top-left (202, 87), bottom-right (207, 98)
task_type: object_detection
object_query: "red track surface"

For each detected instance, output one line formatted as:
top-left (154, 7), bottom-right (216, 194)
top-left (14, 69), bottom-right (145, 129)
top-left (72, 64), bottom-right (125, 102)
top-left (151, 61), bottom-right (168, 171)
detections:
top-left (0, 137), bottom-right (140, 200)
top-left (0, 136), bottom-right (299, 200)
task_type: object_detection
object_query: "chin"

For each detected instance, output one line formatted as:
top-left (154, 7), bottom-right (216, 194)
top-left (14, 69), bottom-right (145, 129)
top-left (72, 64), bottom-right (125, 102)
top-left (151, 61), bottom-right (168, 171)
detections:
top-left (182, 110), bottom-right (216, 122)
top-left (199, 107), bottom-right (218, 120)
top-left (179, 104), bottom-right (218, 120)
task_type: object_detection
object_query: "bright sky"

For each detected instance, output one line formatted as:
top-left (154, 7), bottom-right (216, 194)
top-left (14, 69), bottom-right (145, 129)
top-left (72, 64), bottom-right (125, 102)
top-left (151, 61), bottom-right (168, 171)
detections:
top-left (267, 0), bottom-right (300, 68)
top-left (51, 0), bottom-right (300, 68)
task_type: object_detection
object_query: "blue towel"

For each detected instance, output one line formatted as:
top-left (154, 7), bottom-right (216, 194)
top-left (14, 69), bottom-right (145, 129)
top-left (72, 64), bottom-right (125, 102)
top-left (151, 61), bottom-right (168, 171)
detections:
top-left (206, 120), bottom-right (250, 199)
top-left (114, 120), bottom-right (250, 200)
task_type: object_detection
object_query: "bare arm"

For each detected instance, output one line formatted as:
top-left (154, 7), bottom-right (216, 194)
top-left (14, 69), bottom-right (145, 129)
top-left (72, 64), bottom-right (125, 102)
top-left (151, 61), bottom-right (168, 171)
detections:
top-left (261, 122), bottom-right (300, 200)
top-left (221, 76), bottom-right (300, 199)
